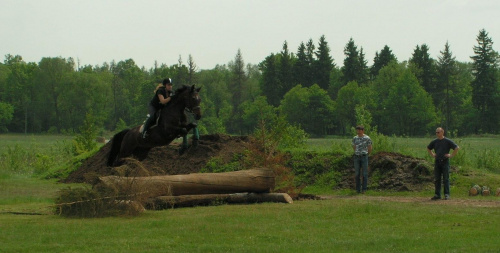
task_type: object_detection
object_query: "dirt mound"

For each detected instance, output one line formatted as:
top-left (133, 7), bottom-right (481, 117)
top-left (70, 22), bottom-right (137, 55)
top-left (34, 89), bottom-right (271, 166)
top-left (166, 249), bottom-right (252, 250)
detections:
top-left (336, 152), bottom-right (434, 191)
top-left (64, 134), bottom-right (250, 184)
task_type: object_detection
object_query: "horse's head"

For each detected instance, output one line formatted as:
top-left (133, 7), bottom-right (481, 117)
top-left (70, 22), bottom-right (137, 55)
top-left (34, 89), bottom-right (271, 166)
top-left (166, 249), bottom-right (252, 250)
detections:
top-left (184, 85), bottom-right (202, 120)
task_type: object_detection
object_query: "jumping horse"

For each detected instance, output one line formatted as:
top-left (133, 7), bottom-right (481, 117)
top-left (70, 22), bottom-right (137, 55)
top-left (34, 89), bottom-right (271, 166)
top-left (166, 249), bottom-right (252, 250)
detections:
top-left (107, 85), bottom-right (201, 166)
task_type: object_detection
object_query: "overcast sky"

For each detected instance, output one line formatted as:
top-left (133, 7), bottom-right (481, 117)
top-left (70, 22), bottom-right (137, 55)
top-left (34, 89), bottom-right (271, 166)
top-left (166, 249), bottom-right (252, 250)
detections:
top-left (1, 0), bottom-right (499, 70)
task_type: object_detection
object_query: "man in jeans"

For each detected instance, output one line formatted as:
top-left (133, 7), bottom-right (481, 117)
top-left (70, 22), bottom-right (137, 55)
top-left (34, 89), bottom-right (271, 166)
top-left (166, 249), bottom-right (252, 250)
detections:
top-left (352, 125), bottom-right (373, 194)
top-left (427, 127), bottom-right (459, 200)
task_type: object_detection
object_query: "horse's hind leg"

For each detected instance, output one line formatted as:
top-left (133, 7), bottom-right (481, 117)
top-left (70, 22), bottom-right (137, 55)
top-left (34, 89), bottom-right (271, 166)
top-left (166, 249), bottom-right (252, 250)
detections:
top-left (114, 141), bottom-right (135, 166)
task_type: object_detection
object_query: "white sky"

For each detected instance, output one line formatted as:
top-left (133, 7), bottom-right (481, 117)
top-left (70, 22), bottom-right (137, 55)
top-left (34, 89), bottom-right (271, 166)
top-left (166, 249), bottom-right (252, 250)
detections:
top-left (1, 0), bottom-right (499, 70)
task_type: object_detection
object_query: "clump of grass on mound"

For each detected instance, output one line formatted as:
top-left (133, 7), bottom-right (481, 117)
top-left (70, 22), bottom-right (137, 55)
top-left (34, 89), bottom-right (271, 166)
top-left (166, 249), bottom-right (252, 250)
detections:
top-left (54, 185), bottom-right (145, 218)
top-left (54, 159), bottom-right (158, 218)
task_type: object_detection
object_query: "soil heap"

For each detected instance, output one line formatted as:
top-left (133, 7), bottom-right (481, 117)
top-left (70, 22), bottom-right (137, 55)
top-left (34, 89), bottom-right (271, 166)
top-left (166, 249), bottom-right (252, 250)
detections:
top-left (64, 134), bottom-right (249, 183)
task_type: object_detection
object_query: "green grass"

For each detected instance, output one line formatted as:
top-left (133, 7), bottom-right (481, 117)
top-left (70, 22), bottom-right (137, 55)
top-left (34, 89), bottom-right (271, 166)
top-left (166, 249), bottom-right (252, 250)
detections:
top-left (1, 195), bottom-right (499, 252)
top-left (0, 134), bottom-right (74, 154)
top-left (0, 176), bottom-right (84, 215)
top-left (307, 135), bottom-right (500, 171)
top-left (1, 134), bottom-right (500, 252)
top-left (0, 134), bottom-right (83, 179)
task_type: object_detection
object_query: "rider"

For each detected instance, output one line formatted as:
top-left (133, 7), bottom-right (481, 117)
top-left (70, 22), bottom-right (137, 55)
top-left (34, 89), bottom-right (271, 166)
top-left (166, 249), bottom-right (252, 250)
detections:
top-left (142, 78), bottom-right (173, 138)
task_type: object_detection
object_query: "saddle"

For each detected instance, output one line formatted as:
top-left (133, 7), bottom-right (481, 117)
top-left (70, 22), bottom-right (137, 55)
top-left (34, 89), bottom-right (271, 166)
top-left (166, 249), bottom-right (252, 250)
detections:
top-left (139, 109), bottom-right (162, 133)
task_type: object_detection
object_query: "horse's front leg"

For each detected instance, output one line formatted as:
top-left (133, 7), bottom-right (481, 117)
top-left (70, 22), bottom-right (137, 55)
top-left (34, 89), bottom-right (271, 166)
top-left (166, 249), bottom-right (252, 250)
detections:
top-left (191, 126), bottom-right (199, 147)
top-left (164, 125), bottom-right (188, 137)
top-left (179, 122), bottom-right (197, 132)
top-left (174, 122), bottom-right (197, 154)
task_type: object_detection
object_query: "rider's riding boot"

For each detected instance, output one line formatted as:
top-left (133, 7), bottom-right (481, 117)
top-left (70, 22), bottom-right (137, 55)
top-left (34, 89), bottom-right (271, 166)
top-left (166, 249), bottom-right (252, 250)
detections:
top-left (142, 116), bottom-right (152, 138)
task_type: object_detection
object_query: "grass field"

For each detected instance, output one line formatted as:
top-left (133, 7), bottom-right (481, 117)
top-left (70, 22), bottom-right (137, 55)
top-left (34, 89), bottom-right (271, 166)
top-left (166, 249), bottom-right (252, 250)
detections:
top-left (307, 135), bottom-right (500, 173)
top-left (1, 189), bottom-right (499, 252)
top-left (1, 134), bottom-right (500, 252)
top-left (0, 134), bottom-right (74, 154)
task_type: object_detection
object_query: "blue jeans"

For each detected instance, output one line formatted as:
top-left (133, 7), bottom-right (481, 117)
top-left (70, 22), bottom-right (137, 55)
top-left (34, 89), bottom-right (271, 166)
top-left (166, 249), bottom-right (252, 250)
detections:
top-left (354, 155), bottom-right (368, 192)
top-left (434, 159), bottom-right (450, 197)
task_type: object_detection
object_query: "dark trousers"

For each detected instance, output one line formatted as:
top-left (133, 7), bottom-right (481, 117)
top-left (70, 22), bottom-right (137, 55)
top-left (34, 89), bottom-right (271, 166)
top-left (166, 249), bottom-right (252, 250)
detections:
top-left (143, 105), bottom-right (157, 133)
top-left (354, 155), bottom-right (368, 193)
top-left (434, 159), bottom-right (450, 197)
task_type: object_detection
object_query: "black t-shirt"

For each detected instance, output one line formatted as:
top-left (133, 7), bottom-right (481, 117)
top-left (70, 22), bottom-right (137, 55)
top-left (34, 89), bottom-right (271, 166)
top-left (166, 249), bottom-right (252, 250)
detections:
top-left (427, 138), bottom-right (458, 160)
top-left (150, 87), bottom-right (170, 109)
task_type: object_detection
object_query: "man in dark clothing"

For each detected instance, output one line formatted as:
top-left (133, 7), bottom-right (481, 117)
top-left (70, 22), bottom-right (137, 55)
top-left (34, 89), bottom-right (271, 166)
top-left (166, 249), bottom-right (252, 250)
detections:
top-left (427, 127), bottom-right (459, 200)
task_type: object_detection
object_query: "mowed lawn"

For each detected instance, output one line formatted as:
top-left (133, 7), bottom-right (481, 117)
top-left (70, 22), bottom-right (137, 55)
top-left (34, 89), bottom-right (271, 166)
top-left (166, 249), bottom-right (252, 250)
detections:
top-left (1, 134), bottom-right (500, 252)
top-left (1, 194), bottom-right (500, 252)
top-left (1, 170), bottom-right (500, 252)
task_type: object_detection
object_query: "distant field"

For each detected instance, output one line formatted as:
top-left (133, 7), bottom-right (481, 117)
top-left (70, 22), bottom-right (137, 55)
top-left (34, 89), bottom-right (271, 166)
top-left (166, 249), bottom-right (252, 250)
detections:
top-left (0, 134), bottom-right (74, 154)
top-left (307, 135), bottom-right (500, 169)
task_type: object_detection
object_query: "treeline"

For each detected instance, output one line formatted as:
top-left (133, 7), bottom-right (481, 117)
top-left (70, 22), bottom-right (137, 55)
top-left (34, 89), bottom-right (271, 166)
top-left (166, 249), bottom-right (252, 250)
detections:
top-left (0, 29), bottom-right (499, 136)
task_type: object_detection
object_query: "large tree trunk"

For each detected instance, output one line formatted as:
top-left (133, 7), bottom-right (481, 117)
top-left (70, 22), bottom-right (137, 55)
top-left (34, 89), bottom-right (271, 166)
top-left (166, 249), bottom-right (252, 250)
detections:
top-left (99, 168), bottom-right (275, 197)
top-left (146, 193), bottom-right (292, 209)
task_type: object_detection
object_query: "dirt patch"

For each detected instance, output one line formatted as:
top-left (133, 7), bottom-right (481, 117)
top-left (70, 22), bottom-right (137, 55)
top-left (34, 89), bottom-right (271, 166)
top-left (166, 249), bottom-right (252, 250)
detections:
top-left (318, 195), bottom-right (500, 208)
top-left (64, 134), bottom-right (250, 183)
top-left (334, 152), bottom-right (434, 191)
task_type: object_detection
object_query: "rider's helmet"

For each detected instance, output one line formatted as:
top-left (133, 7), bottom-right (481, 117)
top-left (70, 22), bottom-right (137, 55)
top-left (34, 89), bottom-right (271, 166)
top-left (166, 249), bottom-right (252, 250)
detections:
top-left (163, 78), bottom-right (172, 85)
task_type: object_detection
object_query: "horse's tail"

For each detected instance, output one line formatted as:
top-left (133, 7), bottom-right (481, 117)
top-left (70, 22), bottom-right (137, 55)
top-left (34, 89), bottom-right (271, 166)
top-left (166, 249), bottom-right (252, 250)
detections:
top-left (107, 129), bottom-right (129, 167)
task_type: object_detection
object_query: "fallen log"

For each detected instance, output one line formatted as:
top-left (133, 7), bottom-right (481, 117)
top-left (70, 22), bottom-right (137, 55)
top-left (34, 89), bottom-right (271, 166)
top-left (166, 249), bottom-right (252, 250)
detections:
top-left (146, 192), bottom-right (293, 209)
top-left (469, 185), bottom-right (481, 196)
top-left (99, 168), bottom-right (275, 197)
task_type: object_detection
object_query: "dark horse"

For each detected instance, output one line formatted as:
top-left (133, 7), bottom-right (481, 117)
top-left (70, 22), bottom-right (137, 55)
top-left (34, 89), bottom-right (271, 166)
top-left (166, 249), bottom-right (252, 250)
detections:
top-left (107, 85), bottom-right (202, 166)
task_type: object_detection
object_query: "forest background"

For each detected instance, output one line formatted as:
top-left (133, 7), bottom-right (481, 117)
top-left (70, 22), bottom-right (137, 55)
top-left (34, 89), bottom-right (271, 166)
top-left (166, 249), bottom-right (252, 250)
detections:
top-left (0, 29), bottom-right (499, 138)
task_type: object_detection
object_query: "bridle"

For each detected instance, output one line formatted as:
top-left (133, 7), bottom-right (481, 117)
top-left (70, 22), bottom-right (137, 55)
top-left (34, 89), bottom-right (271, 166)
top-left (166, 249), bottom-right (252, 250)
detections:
top-left (184, 91), bottom-right (201, 117)
top-left (185, 106), bottom-right (200, 115)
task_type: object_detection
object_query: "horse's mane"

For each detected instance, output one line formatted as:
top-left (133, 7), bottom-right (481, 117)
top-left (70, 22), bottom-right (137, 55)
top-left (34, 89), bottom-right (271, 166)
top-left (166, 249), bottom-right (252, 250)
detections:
top-left (174, 85), bottom-right (190, 95)
top-left (166, 85), bottom-right (191, 106)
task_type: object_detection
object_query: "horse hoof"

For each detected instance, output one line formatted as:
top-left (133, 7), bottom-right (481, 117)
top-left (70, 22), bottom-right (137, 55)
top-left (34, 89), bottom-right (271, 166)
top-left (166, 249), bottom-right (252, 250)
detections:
top-left (192, 139), bottom-right (198, 147)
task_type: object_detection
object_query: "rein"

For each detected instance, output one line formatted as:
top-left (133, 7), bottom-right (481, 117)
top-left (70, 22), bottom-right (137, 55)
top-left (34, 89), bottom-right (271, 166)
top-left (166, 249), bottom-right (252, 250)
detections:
top-left (185, 106), bottom-right (200, 114)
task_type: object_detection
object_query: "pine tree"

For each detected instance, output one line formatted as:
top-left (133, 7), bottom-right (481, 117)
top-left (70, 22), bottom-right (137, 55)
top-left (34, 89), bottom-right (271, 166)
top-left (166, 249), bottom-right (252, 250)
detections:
top-left (294, 42), bottom-right (309, 87)
top-left (187, 54), bottom-right (198, 85)
top-left (409, 44), bottom-right (436, 94)
top-left (227, 49), bottom-right (247, 133)
top-left (314, 35), bottom-right (334, 91)
top-left (279, 41), bottom-right (294, 94)
top-left (341, 38), bottom-right (368, 85)
top-left (358, 48), bottom-right (369, 85)
top-left (371, 45), bottom-right (397, 79)
top-left (305, 39), bottom-right (316, 87)
top-left (470, 29), bottom-right (500, 133)
top-left (230, 49), bottom-right (246, 110)
top-left (436, 41), bottom-right (457, 130)
top-left (260, 54), bottom-right (281, 107)
top-left (341, 38), bottom-right (358, 85)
